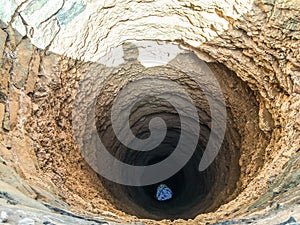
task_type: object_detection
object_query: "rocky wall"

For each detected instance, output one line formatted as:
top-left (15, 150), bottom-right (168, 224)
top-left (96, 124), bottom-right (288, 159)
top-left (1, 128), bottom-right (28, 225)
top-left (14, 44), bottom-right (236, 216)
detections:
top-left (0, 0), bottom-right (299, 224)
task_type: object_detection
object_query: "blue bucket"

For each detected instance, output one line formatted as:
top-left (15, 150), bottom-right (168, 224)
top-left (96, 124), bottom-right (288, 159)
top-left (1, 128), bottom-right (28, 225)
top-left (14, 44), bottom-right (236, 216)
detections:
top-left (156, 184), bottom-right (173, 201)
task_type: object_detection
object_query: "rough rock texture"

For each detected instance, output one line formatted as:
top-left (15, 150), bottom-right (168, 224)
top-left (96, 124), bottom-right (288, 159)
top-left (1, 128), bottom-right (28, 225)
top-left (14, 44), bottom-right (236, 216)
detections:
top-left (0, 0), bottom-right (299, 225)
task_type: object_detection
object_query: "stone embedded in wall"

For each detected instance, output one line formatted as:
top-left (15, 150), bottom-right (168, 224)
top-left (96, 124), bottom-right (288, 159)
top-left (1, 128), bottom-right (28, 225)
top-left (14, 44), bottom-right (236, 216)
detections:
top-left (286, 62), bottom-right (300, 94)
top-left (12, 39), bottom-right (32, 89)
top-left (0, 90), bottom-right (6, 103)
top-left (2, 111), bottom-right (10, 131)
top-left (0, 91), bottom-right (5, 131)
top-left (294, 76), bottom-right (300, 94)
top-left (12, 15), bottom-right (27, 38)
top-left (0, 66), bottom-right (9, 96)
top-left (20, 0), bottom-right (64, 28)
top-left (38, 52), bottom-right (59, 89)
top-left (0, 0), bottom-right (18, 26)
top-left (10, 134), bottom-right (39, 180)
top-left (0, 103), bottom-right (4, 130)
top-left (258, 101), bottom-right (275, 133)
top-left (9, 87), bottom-right (20, 131)
top-left (31, 51), bottom-right (60, 99)
top-left (25, 49), bottom-right (39, 95)
top-left (7, 26), bottom-right (24, 50)
top-left (31, 19), bottom-right (60, 50)
top-left (20, 0), bottom-right (63, 49)
top-left (0, 29), bottom-right (7, 61)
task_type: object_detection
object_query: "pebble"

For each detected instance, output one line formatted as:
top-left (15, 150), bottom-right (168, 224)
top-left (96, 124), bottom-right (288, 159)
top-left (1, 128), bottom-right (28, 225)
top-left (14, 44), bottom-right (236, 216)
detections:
top-left (267, 177), bottom-right (275, 184)
top-left (1, 211), bottom-right (8, 222)
top-left (18, 218), bottom-right (35, 225)
top-left (43, 221), bottom-right (56, 225)
top-left (279, 216), bottom-right (297, 225)
top-left (273, 188), bottom-right (281, 197)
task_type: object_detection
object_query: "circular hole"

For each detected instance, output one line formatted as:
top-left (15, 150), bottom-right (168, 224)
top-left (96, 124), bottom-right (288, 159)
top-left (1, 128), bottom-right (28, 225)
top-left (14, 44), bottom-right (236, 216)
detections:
top-left (94, 49), bottom-right (242, 220)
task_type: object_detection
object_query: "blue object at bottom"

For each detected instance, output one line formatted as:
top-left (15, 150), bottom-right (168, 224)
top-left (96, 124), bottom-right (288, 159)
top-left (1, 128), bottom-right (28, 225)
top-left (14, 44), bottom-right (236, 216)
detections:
top-left (156, 184), bottom-right (173, 201)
